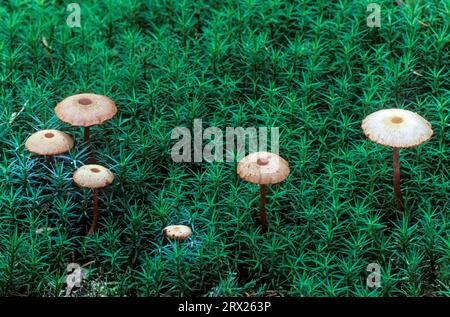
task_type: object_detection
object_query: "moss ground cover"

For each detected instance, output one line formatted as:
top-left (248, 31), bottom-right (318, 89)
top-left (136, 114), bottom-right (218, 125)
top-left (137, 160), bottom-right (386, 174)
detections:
top-left (0, 0), bottom-right (449, 296)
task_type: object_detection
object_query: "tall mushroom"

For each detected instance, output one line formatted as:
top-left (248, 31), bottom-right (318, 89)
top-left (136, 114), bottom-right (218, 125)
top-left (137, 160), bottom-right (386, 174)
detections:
top-left (73, 164), bottom-right (114, 235)
top-left (25, 129), bottom-right (74, 165)
top-left (55, 93), bottom-right (117, 159)
top-left (237, 151), bottom-right (290, 233)
top-left (362, 108), bottom-right (433, 211)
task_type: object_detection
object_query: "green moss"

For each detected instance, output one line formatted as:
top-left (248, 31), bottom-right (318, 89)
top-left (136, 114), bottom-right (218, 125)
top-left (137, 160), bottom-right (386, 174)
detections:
top-left (0, 0), bottom-right (449, 296)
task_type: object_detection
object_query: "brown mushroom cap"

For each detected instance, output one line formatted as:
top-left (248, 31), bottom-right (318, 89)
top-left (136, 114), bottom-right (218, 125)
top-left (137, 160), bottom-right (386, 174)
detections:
top-left (237, 151), bottom-right (290, 185)
top-left (55, 93), bottom-right (117, 127)
top-left (73, 164), bottom-right (114, 189)
top-left (25, 129), bottom-right (74, 156)
top-left (362, 109), bottom-right (433, 148)
top-left (163, 225), bottom-right (192, 239)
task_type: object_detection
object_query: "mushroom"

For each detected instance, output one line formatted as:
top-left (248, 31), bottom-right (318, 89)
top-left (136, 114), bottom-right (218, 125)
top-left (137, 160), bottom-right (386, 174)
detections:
top-left (237, 151), bottom-right (290, 233)
top-left (25, 129), bottom-right (74, 165)
top-left (362, 108), bottom-right (433, 211)
top-left (163, 224), bottom-right (192, 295)
top-left (55, 93), bottom-right (117, 147)
top-left (73, 164), bottom-right (114, 235)
top-left (163, 225), bottom-right (192, 240)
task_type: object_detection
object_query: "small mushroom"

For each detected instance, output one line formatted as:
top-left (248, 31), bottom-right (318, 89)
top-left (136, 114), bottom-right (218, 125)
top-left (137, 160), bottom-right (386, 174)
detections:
top-left (163, 225), bottom-right (192, 240)
top-left (362, 108), bottom-right (433, 211)
top-left (55, 93), bottom-right (117, 155)
top-left (25, 129), bottom-right (74, 165)
top-left (73, 164), bottom-right (114, 235)
top-left (237, 151), bottom-right (290, 233)
top-left (163, 224), bottom-right (192, 295)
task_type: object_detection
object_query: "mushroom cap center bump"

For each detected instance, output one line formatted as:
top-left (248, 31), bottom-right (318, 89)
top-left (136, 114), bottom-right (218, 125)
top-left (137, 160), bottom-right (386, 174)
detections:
top-left (44, 132), bottom-right (55, 138)
top-left (257, 157), bottom-right (269, 166)
top-left (78, 98), bottom-right (93, 105)
top-left (391, 116), bottom-right (403, 124)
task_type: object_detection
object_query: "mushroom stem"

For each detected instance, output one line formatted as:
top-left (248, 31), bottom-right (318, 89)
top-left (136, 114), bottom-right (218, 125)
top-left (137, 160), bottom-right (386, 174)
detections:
top-left (87, 189), bottom-right (99, 235)
top-left (47, 156), bottom-right (53, 166)
top-left (393, 147), bottom-right (404, 211)
top-left (84, 127), bottom-right (90, 143)
top-left (259, 184), bottom-right (268, 233)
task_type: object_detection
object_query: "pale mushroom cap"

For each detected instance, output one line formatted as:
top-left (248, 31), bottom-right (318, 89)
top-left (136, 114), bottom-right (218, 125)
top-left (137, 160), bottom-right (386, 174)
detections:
top-left (25, 129), bottom-right (74, 156)
top-left (55, 93), bottom-right (117, 127)
top-left (163, 225), bottom-right (192, 239)
top-left (362, 109), bottom-right (433, 148)
top-left (237, 152), bottom-right (290, 185)
top-left (73, 164), bottom-right (114, 189)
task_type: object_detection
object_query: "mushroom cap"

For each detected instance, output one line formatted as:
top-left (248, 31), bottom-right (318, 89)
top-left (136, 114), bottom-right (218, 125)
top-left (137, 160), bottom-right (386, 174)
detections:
top-left (362, 108), bottom-right (433, 148)
top-left (237, 151), bottom-right (290, 185)
top-left (25, 129), bottom-right (74, 156)
top-left (55, 93), bottom-right (117, 127)
top-left (163, 225), bottom-right (192, 239)
top-left (73, 164), bottom-right (114, 189)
